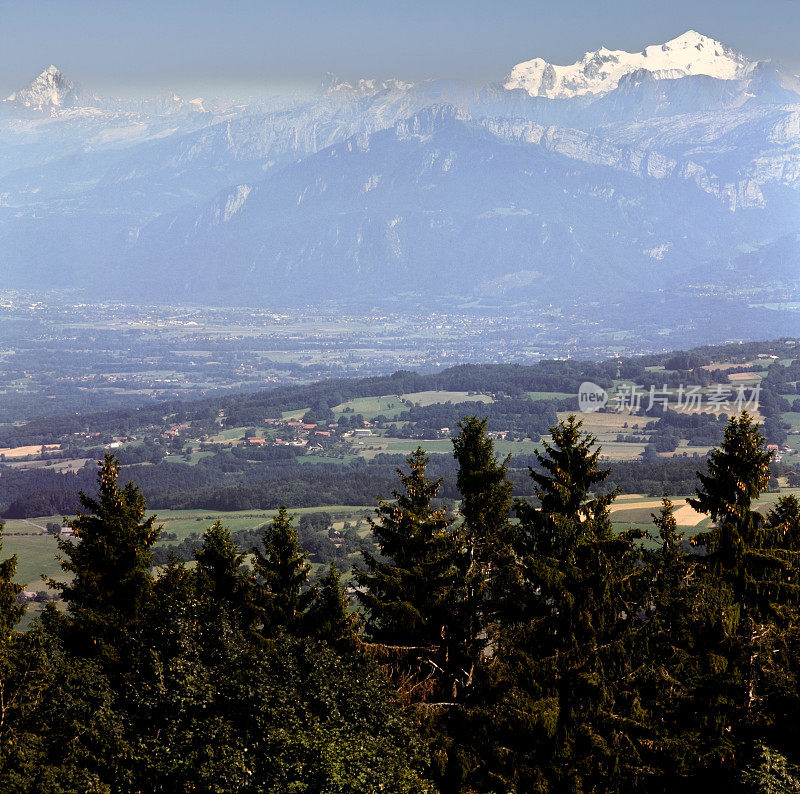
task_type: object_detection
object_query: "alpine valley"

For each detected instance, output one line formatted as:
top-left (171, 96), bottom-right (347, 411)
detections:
top-left (1, 31), bottom-right (799, 333)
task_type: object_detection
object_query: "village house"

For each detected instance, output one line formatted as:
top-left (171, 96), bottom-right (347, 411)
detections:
top-left (16, 589), bottom-right (37, 604)
top-left (488, 430), bottom-right (509, 440)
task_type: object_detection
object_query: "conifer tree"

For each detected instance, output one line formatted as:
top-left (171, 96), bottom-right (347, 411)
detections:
top-left (54, 454), bottom-right (160, 663)
top-left (305, 563), bottom-right (361, 652)
top-left (251, 506), bottom-right (313, 635)
top-left (417, 419), bottom-right (518, 792)
top-left (194, 520), bottom-right (255, 630)
top-left (633, 497), bottom-right (713, 787)
top-left (515, 413), bottom-right (618, 555)
top-left (0, 465), bottom-right (436, 794)
top-left (357, 448), bottom-right (459, 699)
top-left (647, 496), bottom-right (695, 644)
top-left (764, 493), bottom-right (800, 551)
top-left (687, 413), bottom-right (800, 782)
top-left (146, 552), bottom-right (199, 660)
top-left (0, 525), bottom-right (23, 637)
top-left (689, 411), bottom-right (773, 565)
top-left (0, 522), bottom-right (128, 791)
top-left (450, 417), bottom-right (515, 689)
top-left (740, 743), bottom-right (800, 792)
top-left (495, 415), bottom-right (645, 791)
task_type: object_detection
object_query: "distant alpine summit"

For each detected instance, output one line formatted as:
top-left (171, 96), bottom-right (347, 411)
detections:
top-left (0, 30), bottom-right (798, 331)
top-left (3, 65), bottom-right (78, 110)
top-left (504, 31), bottom-right (759, 99)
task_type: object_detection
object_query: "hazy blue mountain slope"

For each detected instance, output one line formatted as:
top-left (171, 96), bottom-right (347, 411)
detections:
top-left (121, 107), bottom-right (789, 304)
top-left (0, 33), bottom-right (798, 318)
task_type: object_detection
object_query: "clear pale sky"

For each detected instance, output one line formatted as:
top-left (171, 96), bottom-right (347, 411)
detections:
top-left (3, 0), bottom-right (800, 96)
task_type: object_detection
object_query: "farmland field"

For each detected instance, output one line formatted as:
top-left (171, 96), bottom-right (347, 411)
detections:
top-left (401, 390), bottom-right (494, 407)
top-left (0, 444), bottom-right (60, 458)
top-left (333, 392), bottom-right (495, 421)
top-left (152, 506), bottom-right (373, 541)
top-left (332, 395), bottom-right (406, 419)
top-left (354, 438), bottom-right (456, 458)
top-left (558, 411), bottom-right (651, 433)
top-left (2, 533), bottom-right (62, 588)
top-left (610, 498), bottom-right (706, 527)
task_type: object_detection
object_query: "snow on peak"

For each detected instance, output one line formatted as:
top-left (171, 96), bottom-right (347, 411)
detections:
top-left (148, 91), bottom-right (208, 114)
top-left (4, 65), bottom-right (78, 110)
top-left (504, 31), bottom-right (759, 99)
top-left (322, 72), bottom-right (415, 94)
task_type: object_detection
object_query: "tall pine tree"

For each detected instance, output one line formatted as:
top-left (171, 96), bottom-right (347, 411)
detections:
top-left (357, 448), bottom-right (459, 701)
top-left (53, 454), bottom-right (160, 665)
top-left (689, 411), bottom-right (773, 565)
top-left (451, 416), bottom-right (515, 675)
top-left (687, 413), bottom-right (800, 782)
top-left (492, 415), bottom-right (646, 792)
top-left (632, 497), bottom-right (713, 790)
top-left (430, 419), bottom-right (518, 792)
top-left (194, 520), bottom-right (256, 631)
top-left (251, 506), bottom-right (313, 636)
top-left (305, 563), bottom-right (361, 652)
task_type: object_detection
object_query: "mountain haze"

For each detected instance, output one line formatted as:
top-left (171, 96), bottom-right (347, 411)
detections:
top-left (0, 31), bottom-right (798, 327)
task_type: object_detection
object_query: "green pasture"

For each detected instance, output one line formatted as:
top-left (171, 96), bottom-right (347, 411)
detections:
top-left (401, 390), bottom-right (494, 407)
top-left (525, 391), bottom-right (577, 401)
top-left (2, 533), bottom-right (62, 588)
top-left (151, 506), bottom-right (373, 542)
top-left (208, 427), bottom-right (246, 442)
top-left (332, 391), bottom-right (494, 421)
top-left (332, 395), bottom-right (405, 420)
top-left (353, 435), bottom-right (541, 460)
top-left (280, 408), bottom-right (308, 420)
top-left (782, 412), bottom-right (800, 428)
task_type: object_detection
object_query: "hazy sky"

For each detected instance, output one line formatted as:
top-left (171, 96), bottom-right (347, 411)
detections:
top-left (3, 0), bottom-right (800, 96)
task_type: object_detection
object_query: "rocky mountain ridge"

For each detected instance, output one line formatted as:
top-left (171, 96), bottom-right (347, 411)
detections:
top-left (0, 32), bottom-right (797, 328)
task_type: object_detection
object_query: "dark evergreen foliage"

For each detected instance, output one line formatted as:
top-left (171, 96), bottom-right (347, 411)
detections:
top-left (492, 416), bottom-right (647, 791)
top-left (53, 453), bottom-right (160, 666)
top-left (450, 416), bottom-right (515, 685)
top-left (304, 563), bottom-right (361, 652)
top-left (0, 459), bottom-right (434, 793)
top-left (251, 506), bottom-right (314, 635)
top-left (357, 448), bottom-right (461, 704)
top-left (3, 409), bottom-right (800, 792)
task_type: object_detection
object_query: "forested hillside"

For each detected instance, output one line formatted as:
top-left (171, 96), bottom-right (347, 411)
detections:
top-left (1, 338), bottom-right (798, 521)
top-left (2, 412), bottom-right (800, 791)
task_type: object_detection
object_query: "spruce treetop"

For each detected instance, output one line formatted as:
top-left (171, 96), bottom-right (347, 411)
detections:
top-left (688, 411), bottom-right (772, 527)
top-left (252, 506), bottom-right (313, 633)
top-left (0, 526), bottom-right (23, 638)
top-left (53, 454), bottom-right (160, 660)
top-left (516, 414), bottom-right (618, 557)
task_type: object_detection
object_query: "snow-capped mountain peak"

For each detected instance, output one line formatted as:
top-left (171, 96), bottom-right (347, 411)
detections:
top-left (4, 65), bottom-right (79, 110)
top-left (322, 72), bottom-right (415, 95)
top-left (504, 31), bottom-right (760, 99)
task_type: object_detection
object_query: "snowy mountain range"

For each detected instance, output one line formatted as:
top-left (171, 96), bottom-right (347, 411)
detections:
top-left (3, 65), bottom-right (79, 110)
top-left (0, 31), bottom-right (798, 331)
top-left (504, 31), bottom-right (758, 98)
